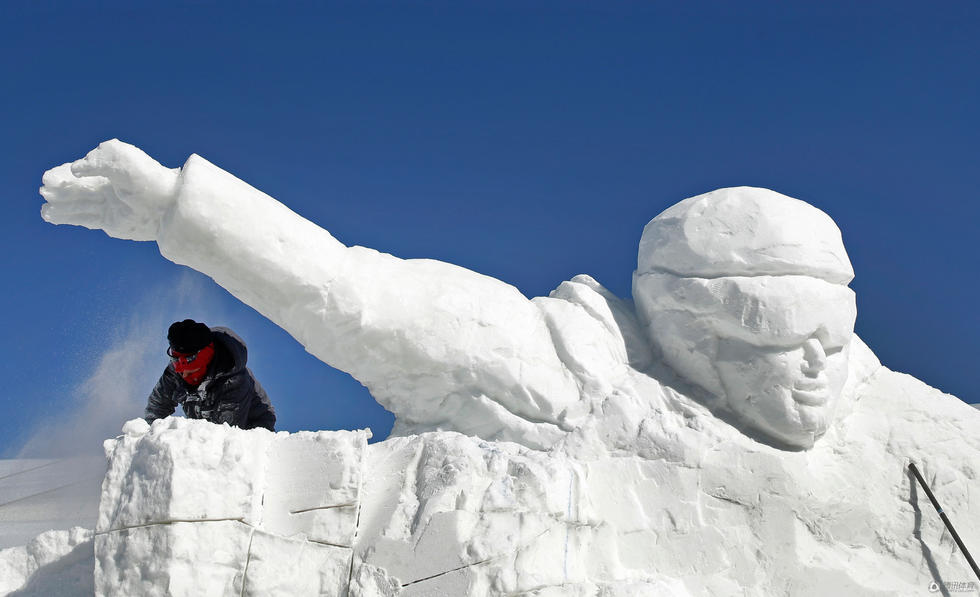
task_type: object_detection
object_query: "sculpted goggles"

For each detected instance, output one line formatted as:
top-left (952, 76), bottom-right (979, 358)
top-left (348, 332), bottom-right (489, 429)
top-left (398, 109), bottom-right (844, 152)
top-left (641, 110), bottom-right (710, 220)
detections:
top-left (634, 273), bottom-right (856, 349)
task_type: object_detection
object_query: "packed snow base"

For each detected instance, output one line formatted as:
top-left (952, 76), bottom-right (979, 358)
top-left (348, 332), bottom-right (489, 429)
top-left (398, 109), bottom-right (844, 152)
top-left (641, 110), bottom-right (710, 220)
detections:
top-left (6, 385), bottom-right (978, 597)
top-left (5, 140), bottom-right (977, 595)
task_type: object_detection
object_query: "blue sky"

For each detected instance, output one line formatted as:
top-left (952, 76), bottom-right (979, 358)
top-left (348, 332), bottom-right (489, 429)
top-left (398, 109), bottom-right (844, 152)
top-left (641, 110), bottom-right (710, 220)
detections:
top-left (1, 2), bottom-right (977, 456)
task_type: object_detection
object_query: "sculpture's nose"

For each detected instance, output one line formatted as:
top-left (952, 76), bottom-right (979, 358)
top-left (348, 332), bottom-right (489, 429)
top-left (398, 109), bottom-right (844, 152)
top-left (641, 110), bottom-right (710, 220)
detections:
top-left (802, 338), bottom-right (827, 375)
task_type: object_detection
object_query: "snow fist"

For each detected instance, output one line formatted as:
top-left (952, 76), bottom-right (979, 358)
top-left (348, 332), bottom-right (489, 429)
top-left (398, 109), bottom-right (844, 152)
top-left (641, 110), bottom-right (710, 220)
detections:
top-left (40, 139), bottom-right (179, 241)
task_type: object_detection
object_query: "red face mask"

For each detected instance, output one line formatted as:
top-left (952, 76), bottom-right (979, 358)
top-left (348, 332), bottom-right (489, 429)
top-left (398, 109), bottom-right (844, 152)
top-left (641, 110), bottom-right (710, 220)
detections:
top-left (169, 343), bottom-right (216, 387)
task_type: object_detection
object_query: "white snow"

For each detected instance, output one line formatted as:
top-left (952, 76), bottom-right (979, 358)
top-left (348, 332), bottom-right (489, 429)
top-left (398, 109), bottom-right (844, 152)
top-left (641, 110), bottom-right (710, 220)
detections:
top-left (95, 419), bottom-right (369, 596)
top-left (3, 139), bottom-right (976, 595)
top-left (0, 458), bottom-right (103, 550)
top-left (0, 527), bottom-right (93, 595)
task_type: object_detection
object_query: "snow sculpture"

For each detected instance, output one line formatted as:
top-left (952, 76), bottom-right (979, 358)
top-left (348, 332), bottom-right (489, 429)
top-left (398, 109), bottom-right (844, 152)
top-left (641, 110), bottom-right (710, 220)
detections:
top-left (42, 140), bottom-right (854, 449)
top-left (26, 140), bottom-right (980, 596)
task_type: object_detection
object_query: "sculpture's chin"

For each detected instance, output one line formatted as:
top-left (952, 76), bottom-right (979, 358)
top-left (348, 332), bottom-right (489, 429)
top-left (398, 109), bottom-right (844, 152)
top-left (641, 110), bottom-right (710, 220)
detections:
top-left (765, 404), bottom-right (831, 449)
top-left (723, 383), bottom-right (837, 450)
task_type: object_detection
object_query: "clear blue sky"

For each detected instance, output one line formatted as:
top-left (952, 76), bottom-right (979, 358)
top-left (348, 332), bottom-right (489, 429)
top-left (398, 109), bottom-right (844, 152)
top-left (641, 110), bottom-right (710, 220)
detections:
top-left (2, 2), bottom-right (977, 456)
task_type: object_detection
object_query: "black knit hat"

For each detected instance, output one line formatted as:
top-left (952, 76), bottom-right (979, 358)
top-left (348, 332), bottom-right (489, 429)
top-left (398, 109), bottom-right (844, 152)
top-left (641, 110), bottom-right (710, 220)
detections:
top-left (167, 319), bottom-right (213, 353)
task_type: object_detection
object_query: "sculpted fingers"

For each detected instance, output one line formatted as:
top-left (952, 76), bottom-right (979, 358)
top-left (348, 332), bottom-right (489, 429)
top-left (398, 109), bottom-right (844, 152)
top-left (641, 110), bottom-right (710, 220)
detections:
top-left (40, 165), bottom-right (110, 226)
top-left (39, 159), bottom-right (155, 240)
top-left (40, 163), bottom-right (107, 210)
top-left (70, 139), bottom-right (179, 207)
top-left (41, 198), bottom-right (111, 229)
top-left (41, 162), bottom-right (100, 198)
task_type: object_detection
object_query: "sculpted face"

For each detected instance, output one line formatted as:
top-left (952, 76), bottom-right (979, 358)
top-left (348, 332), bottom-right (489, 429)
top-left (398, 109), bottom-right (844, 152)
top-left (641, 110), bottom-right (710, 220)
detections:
top-left (715, 335), bottom-right (851, 447)
top-left (633, 187), bottom-right (857, 449)
top-left (708, 280), bottom-right (854, 447)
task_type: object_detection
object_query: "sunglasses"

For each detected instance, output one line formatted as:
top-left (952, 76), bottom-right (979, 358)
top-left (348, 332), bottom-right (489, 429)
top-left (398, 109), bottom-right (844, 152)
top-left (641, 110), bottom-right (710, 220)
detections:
top-left (167, 347), bottom-right (203, 363)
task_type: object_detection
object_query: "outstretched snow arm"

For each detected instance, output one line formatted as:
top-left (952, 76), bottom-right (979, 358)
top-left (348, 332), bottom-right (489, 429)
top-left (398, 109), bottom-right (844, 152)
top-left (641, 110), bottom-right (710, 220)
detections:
top-left (40, 141), bottom-right (581, 446)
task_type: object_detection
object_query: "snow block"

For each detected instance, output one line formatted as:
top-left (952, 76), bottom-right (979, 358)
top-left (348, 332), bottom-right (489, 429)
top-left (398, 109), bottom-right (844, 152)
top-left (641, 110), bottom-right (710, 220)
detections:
top-left (94, 520), bottom-right (252, 597)
top-left (355, 433), bottom-right (598, 595)
top-left (98, 418), bottom-right (273, 531)
top-left (260, 429), bottom-right (368, 546)
top-left (241, 530), bottom-right (352, 597)
top-left (95, 419), bottom-right (370, 596)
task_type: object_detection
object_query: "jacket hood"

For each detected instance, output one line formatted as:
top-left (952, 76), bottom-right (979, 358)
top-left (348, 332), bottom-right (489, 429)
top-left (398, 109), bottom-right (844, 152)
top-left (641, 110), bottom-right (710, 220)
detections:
top-left (211, 326), bottom-right (248, 376)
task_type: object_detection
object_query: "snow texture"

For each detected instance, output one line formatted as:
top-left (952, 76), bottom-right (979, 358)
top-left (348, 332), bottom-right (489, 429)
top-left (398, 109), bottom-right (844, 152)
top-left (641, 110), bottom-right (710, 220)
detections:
top-left (0, 527), bottom-right (93, 595)
top-left (4, 139), bottom-right (976, 595)
top-left (92, 418), bottom-right (369, 596)
top-left (0, 457), bottom-right (103, 550)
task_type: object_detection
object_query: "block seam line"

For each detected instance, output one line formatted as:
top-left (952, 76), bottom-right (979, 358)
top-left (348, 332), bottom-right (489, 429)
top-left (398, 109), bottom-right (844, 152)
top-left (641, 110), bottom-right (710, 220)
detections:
top-left (401, 526), bottom-right (555, 587)
top-left (239, 527), bottom-right (256, 597)
top-left (255, 428), bottom-right (275, 528)
top-left (400, 554), bottom-right (500, 588)
top-left (344, 433), bottom-right (370, 595)
top-left (290, 502), bottom-right (358, 515)
top-left (308, 538), bottom-right (353, 549)
top-left (94, 516), bottom-right (248, 535)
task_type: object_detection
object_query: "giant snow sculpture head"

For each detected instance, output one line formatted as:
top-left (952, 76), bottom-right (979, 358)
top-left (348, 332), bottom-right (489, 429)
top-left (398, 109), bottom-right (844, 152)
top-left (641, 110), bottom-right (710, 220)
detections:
top-left (633, 187), bottom-right (857, 449)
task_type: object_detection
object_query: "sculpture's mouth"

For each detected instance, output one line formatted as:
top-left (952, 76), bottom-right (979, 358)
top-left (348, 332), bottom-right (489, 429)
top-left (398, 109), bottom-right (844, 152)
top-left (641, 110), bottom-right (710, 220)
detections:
top-left (792, 374), bottom-right (829, 406)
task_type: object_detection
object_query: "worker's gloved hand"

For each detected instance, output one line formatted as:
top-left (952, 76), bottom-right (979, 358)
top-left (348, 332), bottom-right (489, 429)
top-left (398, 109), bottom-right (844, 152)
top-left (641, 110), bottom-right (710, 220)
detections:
top-left (40, 139), bottom-right (180, 241)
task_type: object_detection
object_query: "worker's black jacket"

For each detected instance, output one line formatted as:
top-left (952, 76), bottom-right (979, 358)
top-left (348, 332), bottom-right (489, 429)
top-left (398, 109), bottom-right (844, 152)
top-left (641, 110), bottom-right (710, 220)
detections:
top-left (144, 327), bottom-right (276, 431)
